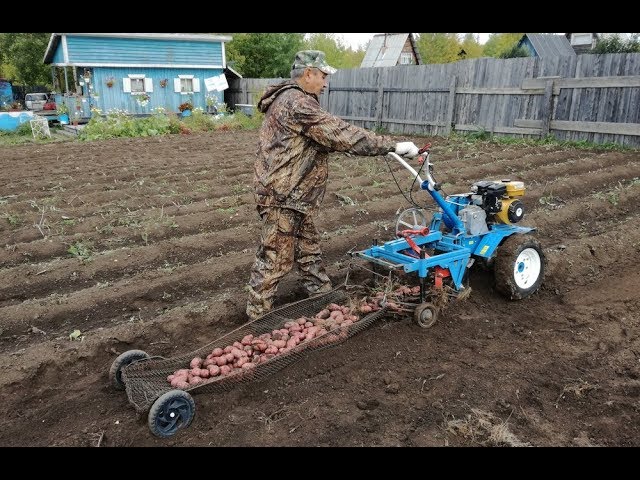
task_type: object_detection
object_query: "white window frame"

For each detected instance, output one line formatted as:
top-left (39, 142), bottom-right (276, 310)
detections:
top-left (123, 74), bottom-right (153, 95)
top-left (399, 52), bottom-right (413, 65)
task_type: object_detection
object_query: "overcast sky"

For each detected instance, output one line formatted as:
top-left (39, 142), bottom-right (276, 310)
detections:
top-left (335, 33), bottom-right (492, 50)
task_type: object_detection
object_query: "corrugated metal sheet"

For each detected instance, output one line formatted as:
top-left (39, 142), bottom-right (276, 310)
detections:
top-left (45, 34), bottom-right (228, 66)
top-left (64, 36), bottom-right (223, 66)
top-left (361, 33), bottom-right (410, 68)
top-left (521, 34), bottom-right (576, 58)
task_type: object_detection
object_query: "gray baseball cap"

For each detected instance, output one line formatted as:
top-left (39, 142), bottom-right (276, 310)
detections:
top-left (292, 50), bottom-right (337, 75)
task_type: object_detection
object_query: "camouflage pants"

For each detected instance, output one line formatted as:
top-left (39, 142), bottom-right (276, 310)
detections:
top-left (246, 206), bottom-right (332, 320)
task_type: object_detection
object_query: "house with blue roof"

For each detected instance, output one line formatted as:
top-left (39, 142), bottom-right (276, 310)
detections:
top-left (517, 33), bottom-right (576, 58)
top-left (43, 33), bottom-right (238, 120)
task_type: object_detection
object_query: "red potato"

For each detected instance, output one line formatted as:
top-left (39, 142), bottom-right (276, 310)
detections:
top-left (190, 357), bottom-right (203, 369)
top-left (272, 339), bottom-right (286, 348)
top-left (329, 310), bottom-right (342, 319)
top-left (241, 362), bottom-right (256, 370)
top-left (341, 306), bottom-right (351, 315)
top-left (223, 345), bottom-right (233, 354)
top-left (202, 358), bottom-right (215, 367)
top-left (328, 303), bottom-right (342, 311)
top-left (167, 374), bottom-right (175, 382)
top-left (174, 380), bottom-right (190, 389)
top-left (283, 321), bottom-right (295, 329)
top-left (231, 348), bottom-right (244, 359)
top-left (241, 334), bottom-right (254, 345)
top-left (236, 357), bottom-right (249, 367)
top-left (342, 319), bottom-right (354, 327)
top-left (286, 338), bottom-right (298, 348)
top-left (215, 356), bottom-right (227, 366)
top-left (304, 321), bottom-right (314, 328)
top-left (219, 365), bottom-right (232, 376)
top-left (208, 365), bottom-right (221, 376)
top-left (316, 309), bottom-right (330, 319)
top-left (224, 353), bottom-right (235, 363)
top-left (233, 341), bottom-right (243, 350)
top-left (212, 347), bottom-right (224, 357)
top-left (199, 368), bottom-right (210, 378)
top-left (243, 345), bottom-right (254, 355)
top-left (265, 345), bottom-right (279, 355)
top-left (189, 376), bottom-right (203, 385)
top-left (289, 324), bottom-right (302, 333)
top-left (360, 305), bottom-right (372, 313)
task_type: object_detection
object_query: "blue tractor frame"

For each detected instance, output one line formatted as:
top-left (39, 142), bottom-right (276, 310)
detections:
top-left (354, 144), bottom-right (544, 327)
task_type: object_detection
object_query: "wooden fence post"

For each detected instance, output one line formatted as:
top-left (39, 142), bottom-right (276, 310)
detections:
top-left (444, 76), bottom-right (457, 136)
top-left (541, 79), bottom-right (554, 138)
top-left (242, 82), bottom-right (248, 106)
top-left (375, 68), bottom-right (386, 130)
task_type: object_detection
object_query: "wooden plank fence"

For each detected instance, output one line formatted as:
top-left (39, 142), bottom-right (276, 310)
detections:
top-left (227, 53), bottom-right (640, 147)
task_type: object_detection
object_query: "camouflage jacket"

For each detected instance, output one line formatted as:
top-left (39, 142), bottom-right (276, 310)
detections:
top-left (254, 80), bottom-right (396, 214)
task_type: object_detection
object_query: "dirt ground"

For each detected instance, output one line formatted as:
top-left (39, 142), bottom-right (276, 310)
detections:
top-left (0, 129), bottom-right (638, 447)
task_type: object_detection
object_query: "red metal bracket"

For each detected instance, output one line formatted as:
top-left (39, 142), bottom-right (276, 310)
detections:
top-left (434, 266), bottom-right (451, 289)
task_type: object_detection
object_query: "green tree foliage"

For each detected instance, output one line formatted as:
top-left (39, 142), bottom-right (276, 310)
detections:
top-left (460, 33), bottom-right (484, 59)
top-left (0, 33), bottom-right (51, 87)
top-left (482, 33), bottom-right (525, 58)
top-left (415, 33), bottom-right (461, 64)
top-left (591, 34), bottom-right (640, 53)
top-left (226, 33), bottom-right (305, 78)
top-left (303, 33), bottom-right (364, 69)
top-left (499, 45), bottom-right (530, 58)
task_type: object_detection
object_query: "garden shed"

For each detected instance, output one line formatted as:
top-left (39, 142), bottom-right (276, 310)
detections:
top-left (43, 33), bottom-right (235, 119)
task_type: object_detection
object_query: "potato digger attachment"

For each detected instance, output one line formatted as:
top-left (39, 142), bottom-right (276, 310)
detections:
top-left (109, 285), bottom-right (388, 438)
top-left (351, 143), bottom-right (546, 328)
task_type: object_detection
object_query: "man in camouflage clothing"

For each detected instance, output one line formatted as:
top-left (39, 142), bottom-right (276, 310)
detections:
top-left (246, 50), bottom-right (420, 320)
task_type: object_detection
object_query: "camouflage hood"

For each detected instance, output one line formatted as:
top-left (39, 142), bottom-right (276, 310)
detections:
top-left (257, 80), bottom-right (317, 114)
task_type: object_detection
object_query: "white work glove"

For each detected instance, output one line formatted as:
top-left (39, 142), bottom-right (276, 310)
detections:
top-left (394, 142), bottom-right (419, 158)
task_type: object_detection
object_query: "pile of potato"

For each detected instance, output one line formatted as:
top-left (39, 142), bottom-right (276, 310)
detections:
top-left (363, 284), bottom-right (422, 313)
top-left (166, 300), bottom-right (382, 389)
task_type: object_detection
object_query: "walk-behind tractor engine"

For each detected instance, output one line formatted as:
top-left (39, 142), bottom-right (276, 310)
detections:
top-left (354, 143), bottom-right (545, 328)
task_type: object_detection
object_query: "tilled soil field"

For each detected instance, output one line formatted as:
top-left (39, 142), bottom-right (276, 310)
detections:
top-left (0, 129), bottom-right (638, 447)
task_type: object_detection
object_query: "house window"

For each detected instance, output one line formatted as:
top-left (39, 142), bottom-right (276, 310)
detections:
top-left (400, 52), bottom-right (413, 65)
top-left (180, 78), bottom-right (194, 93)
top-left (122, 74), bottom-right (153, 94)
top-left (174, 75), bottom-right (201, 95)
top-left (130, 78), bottom-right (145, 93)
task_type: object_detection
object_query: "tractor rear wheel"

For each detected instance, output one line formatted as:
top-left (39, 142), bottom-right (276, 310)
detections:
top-left (494, 234), bottom-right (545, 300)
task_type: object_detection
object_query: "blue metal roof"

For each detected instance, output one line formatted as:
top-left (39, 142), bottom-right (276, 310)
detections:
top-left (518, 33), bottom-right (576, 57)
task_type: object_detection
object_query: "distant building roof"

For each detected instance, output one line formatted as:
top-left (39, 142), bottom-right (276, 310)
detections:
top-left (361, 33), bottom-right (421, 68)
top-left (518, 33), bottom-right (576, 57)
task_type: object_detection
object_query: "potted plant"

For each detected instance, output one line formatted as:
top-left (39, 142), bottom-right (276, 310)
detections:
top-left (57, 102), bottom-right (70, 124)
top-left (178, 101), bottom-right (193, 117)
top-left (133, 93), bottom-right (151, 107)
top-left (205, 94), bottom-right (218, 114)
